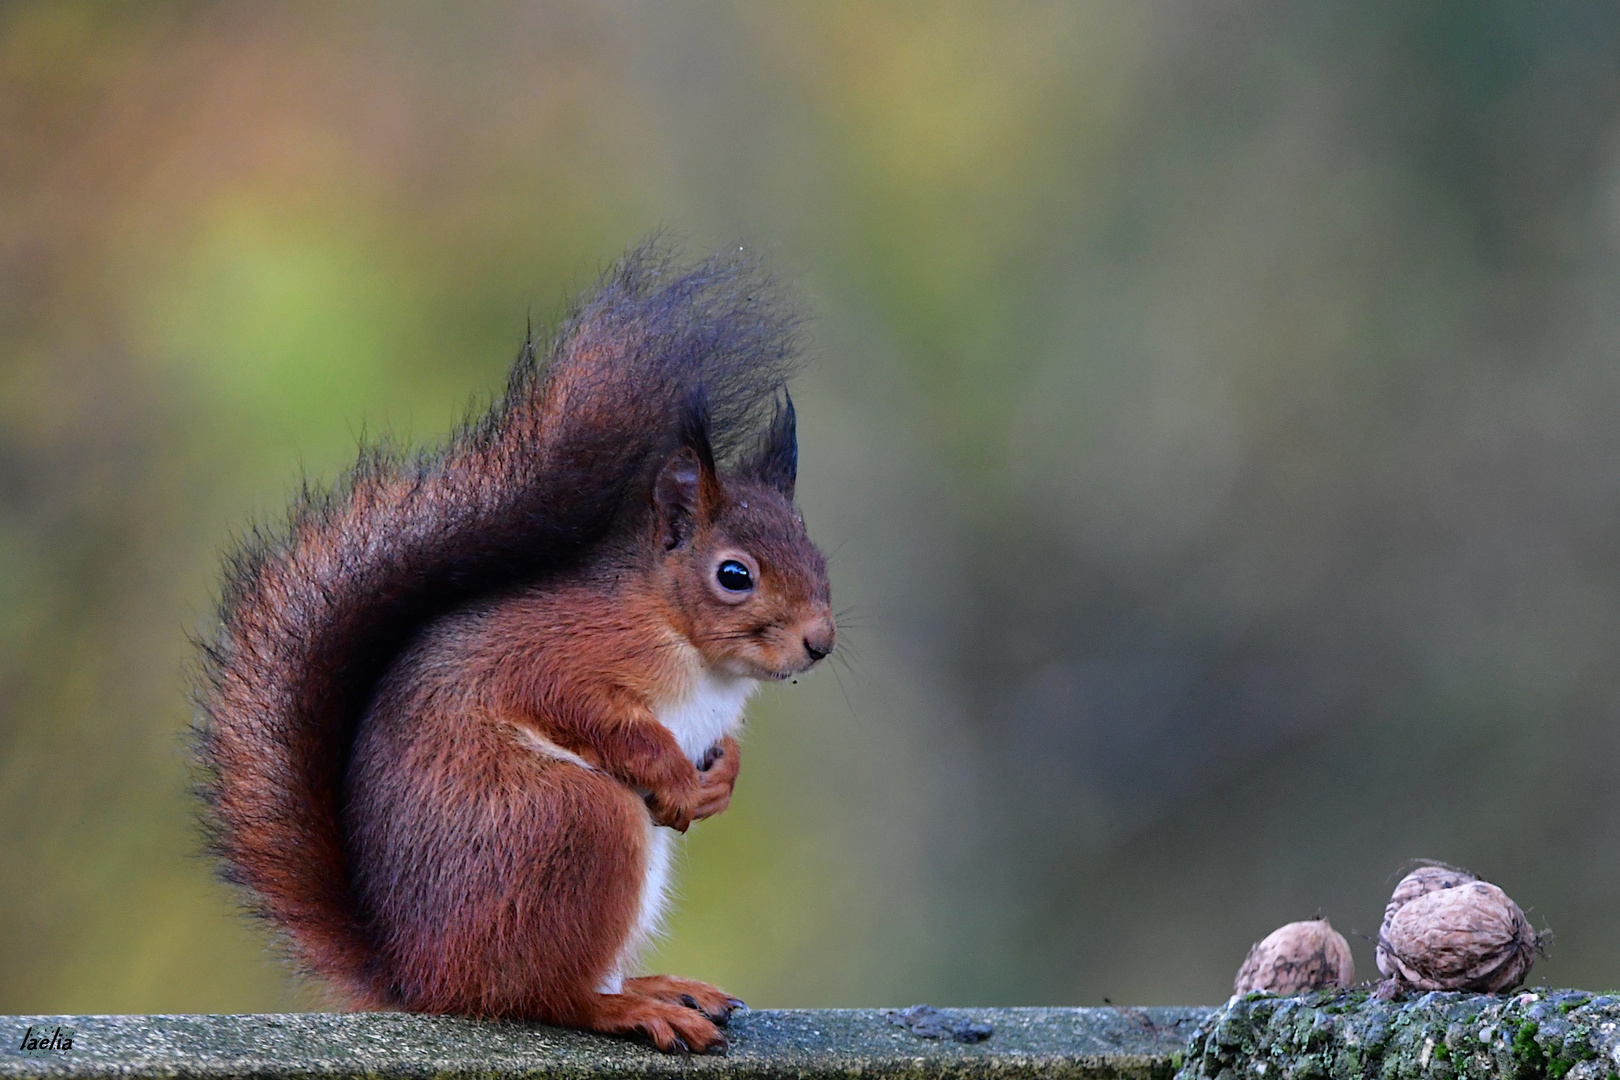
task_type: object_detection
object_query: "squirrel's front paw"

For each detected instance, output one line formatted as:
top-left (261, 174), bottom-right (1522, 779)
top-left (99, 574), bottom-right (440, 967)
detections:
top-left (644, 737), bottom-right (740, 830)
top-left (644, 784), bottom-right (697, 832)
top-left (690, 736), bottom-right (740, 821)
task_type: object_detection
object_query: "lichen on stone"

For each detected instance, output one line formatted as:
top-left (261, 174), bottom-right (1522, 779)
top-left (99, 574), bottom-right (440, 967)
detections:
top-left (1176, 987), bottom-right (1620, 1080)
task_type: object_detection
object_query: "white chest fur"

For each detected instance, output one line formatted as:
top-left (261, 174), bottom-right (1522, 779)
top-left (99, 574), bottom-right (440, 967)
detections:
top-left (598, 818), bottom-right (676, 995)
top-left (653, 666), bottom-right (758, 765)
top-left (595, 666), bottom-right (758, 992)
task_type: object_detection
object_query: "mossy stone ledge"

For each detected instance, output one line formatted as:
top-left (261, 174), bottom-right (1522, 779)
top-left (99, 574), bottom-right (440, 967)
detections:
top-left (8, 993), bottom-right (1620, 1080)
top-left (0, 1008), bottom-right (1205, 1080)
top-left (1177, 988), bottom-right (1620, 1080)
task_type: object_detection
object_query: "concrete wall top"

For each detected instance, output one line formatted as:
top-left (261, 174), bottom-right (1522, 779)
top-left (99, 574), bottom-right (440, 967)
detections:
top-left (0, 1007), bottom-right (1206, 1080)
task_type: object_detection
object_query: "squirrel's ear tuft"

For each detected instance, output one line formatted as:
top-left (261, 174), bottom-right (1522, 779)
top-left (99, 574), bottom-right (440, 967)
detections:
top-left (655, 389), bottom-right (723, 549)
top-left (749, 392), bottom-right (797, 499)
top-left (676, 387), bottom-right (718, 480)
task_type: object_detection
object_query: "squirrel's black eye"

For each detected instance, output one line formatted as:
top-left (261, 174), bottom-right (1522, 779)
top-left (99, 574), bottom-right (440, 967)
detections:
top-left (716, 560), bottom-right (754, 593)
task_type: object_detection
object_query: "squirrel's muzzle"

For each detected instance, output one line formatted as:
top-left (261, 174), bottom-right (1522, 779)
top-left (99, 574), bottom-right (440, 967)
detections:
top-left (801, 615), bottom-right (836, 666)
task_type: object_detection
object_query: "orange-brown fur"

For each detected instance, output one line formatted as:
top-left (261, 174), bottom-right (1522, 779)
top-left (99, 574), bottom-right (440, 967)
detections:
top-left (194, 248), bottom-right (832, 1053)
top-left (344, 464), bottom-right (831, 1049)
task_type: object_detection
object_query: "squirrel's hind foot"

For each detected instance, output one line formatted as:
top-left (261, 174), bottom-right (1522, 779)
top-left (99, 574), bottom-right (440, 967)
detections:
top-left (579, 988), bottom-right (728, 1054)
top-left (623, 974), bottom-right (744, 1026)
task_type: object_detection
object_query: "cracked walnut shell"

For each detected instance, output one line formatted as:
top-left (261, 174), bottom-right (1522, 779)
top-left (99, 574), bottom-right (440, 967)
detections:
top-left (1234, 918), bottom-right (1355, 996)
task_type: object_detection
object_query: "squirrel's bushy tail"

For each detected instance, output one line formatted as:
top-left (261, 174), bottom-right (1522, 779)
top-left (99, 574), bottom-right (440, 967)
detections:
top-left (193, 245), bottom-right (799, 1000)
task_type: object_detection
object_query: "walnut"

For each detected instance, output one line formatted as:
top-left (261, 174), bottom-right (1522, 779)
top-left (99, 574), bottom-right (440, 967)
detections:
top-left (1234, 918), bottom-right (1355, 996)
top-left (1384, 862), bottom-right (1476, 921)
top-left (1376, 864), bottom-right (1539, 993)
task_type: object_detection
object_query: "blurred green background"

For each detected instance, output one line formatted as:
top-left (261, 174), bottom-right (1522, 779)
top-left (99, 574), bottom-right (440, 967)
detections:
top-left (5, 1), bottom-right (1620, 1012)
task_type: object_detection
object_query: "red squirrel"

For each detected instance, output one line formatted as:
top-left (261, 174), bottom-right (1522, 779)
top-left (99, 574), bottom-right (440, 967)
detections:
top-left (193, 247), bottom-right (835, 1054)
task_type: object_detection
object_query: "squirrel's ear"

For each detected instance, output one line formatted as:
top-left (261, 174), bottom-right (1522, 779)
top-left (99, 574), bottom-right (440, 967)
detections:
top-left (654, 447), bottom-right (703, 550)
top-left (654, 390), bottom-right (723, 550)
top-left (750, 392), bottom-right (797, 499)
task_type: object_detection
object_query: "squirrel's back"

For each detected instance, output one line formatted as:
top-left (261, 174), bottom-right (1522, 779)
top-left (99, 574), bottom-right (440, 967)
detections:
top-left (192, 246), bottom-right (801, 1001)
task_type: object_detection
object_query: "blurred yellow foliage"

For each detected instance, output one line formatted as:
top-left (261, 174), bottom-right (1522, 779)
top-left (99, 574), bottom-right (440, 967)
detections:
top-left (5, 1), bottom-right (1620, 1014)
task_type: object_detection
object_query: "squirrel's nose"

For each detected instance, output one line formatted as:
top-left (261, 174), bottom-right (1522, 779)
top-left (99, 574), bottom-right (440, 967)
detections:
top-left (802, 617), bottom-right (836, 663)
